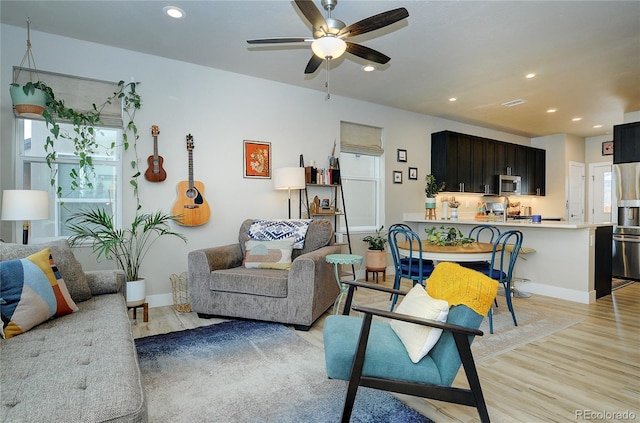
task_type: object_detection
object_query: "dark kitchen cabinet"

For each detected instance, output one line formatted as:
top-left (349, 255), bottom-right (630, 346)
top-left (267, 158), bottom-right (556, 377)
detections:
top-left (431, 130), bottom-right (546, 196)
top-left (613, 122), bottom-right (640, 164)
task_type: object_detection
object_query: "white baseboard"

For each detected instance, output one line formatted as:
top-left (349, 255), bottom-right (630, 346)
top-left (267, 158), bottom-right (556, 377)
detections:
top-left (515, 280), bottom-right (595, 304)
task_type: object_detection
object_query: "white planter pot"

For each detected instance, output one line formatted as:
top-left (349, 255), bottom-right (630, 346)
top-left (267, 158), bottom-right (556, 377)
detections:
top-left (425, 197), bottom-right (437, 209)
top-left (450, 208), bottom-right (459, 221)
top-left (126, 278), bottom-right (146, 307)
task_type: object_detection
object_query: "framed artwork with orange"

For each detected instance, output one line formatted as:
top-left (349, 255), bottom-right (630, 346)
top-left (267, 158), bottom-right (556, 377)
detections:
top-left (243, 140), bottom-right (271, 178)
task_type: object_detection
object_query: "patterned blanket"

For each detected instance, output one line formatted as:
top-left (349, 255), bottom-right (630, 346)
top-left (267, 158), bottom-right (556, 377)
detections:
top-left (249, 219), bottom-right (312, 249)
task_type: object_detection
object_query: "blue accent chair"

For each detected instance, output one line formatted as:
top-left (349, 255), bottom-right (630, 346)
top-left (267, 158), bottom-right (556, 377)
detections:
top-left (387, 225), bottom-right (434, 310)
top-left (323, 272), bottom-right (494, 423)
top-left (462, 224), bottom-right (502, 271)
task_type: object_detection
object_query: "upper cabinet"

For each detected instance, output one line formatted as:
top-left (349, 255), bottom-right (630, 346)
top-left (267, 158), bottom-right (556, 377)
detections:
top-left (613, 122), bottom-right (640, 164)
top-left (431, 130), bottom-right (546, 196)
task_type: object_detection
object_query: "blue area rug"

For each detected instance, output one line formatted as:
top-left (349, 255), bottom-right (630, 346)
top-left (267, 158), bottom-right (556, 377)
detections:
top-left (135, 320), bottom-right (433, 423)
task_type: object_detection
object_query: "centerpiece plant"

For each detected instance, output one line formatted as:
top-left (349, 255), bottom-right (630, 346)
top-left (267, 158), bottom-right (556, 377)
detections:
top-left (424, 225), bottom-right (474, 246)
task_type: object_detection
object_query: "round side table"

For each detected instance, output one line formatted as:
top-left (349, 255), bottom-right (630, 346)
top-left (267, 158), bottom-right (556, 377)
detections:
top-left (325, 254), bottom-right (363, 315)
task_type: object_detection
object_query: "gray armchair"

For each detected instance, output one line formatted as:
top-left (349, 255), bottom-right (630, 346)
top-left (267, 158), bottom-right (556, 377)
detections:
top-left (188, 219), bottom-right (342, 330)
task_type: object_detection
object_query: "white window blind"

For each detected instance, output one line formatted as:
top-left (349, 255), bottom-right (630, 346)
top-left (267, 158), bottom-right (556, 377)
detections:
top-left (340, 121), bottom-right (384, 156)
top-left (13, 67), bottom-right (123, 127)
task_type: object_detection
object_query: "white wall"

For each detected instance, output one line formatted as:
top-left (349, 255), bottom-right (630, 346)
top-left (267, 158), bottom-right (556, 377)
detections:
top-left (0, 23), bottom-right (616, 303)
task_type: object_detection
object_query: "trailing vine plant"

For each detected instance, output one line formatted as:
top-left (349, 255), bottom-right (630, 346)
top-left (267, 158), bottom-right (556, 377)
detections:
top-left (12, 80), bottom-right (143, 210)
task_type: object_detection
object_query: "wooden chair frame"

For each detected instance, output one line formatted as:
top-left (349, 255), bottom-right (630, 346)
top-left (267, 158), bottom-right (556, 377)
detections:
top-left (338, 280), bottom-right (491, 423)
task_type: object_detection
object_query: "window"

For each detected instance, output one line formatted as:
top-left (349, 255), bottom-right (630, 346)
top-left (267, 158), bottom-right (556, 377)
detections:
top-left (339, 153), bottom-right (381, 232)
top-left (339, 121), bottom-right (384, 233)
top-left (16, 119), bottom-right (122, 240)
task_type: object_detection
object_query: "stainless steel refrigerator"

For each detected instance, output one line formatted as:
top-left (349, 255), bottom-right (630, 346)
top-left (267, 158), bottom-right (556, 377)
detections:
top-left (612, 162), bottom-right (640, 280)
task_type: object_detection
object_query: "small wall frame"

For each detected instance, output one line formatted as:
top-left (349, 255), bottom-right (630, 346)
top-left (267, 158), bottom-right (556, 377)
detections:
top-left (393, 170), bottom-right (403, 184)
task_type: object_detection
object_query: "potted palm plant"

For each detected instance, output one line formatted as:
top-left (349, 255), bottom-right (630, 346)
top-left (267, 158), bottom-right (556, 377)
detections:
top-left (66, 208), bottom-right (187, 306)
top-left (362, 225), bottom-right (387, 270)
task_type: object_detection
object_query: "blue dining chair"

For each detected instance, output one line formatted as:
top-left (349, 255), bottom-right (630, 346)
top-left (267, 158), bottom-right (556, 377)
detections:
top-left (387, 225), bottom-right (434, 311)
top-left (462, 224), bottom-right (501, 271)
top-left (482, 230), bottom-right (523, 333)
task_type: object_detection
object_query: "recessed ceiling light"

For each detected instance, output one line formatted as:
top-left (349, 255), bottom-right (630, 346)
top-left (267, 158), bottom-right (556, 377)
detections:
top-left (525, 73), bottom-right (536, 79)
top-left (362, 65), bottom-right (375, 72)
top-left (572, 117), bottom-right (582, 122)
top-left (449, 97), bottom-right (457, 102)
top-left (593, 124), bottom-right (603, 129)
top-left (547, 108), bottom-right (557, 113)
top-left (163, 6), bottom-right (185, 19)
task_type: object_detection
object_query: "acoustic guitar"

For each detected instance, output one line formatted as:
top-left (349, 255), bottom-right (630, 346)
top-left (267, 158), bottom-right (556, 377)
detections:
top-left (172, 134), bottom-right (211, 226)
top-left (144, 125), bottom-right (167, 182)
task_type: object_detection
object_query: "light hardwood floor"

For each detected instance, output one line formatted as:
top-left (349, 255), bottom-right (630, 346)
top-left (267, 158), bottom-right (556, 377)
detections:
top-left (131, 280), bottom-right (640, 423)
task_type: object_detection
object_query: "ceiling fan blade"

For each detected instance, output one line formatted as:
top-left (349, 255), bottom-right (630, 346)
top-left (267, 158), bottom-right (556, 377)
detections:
top-left (247, 38), bottom-right (310, 44)
top-left (295, 0), bottom-right (328, 32)
top-left (304, 55), bottom-right (324, 74)
top-left (339, 8), bottom-right (409, 38)
top-left (346, 42), bottom-right (390, 64)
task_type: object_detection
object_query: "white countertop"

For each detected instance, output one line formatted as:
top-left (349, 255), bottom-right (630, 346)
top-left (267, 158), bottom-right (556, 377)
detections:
top-left (403, 213), bottom-right (614, 230)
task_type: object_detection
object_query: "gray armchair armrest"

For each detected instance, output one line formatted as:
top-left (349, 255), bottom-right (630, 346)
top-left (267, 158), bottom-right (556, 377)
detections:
top-left (85, 270), bottom-right (126, 296)
top-left (286, 244), bottom-right (342, 321)
top-left (188, 243), bottom-right (244, 302)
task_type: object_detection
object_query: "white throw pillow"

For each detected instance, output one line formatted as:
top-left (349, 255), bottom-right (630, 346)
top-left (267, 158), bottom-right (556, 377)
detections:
top-left (390, 284), bottom-right (450, 363)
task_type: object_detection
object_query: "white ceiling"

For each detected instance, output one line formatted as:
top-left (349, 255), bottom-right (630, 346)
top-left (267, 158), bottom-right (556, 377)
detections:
top-left (2, 0), bottom-right (639, 138)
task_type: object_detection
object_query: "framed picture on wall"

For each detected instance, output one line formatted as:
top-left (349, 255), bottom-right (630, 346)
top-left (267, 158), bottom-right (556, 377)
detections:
top-left (243, 140), bottom-right (271, 178)
top-left (397, 149), bottom-right (407, 162)
top-left (408, 167), bottom-right (418, 180)
top-left (393, 170), bottom-right (403, 184)
top-left (602, 141), bottom-right (614, 156)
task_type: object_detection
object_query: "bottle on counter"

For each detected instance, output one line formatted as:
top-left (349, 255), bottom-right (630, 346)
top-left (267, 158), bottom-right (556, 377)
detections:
top-left (488, 210), bottom-right (495, 222)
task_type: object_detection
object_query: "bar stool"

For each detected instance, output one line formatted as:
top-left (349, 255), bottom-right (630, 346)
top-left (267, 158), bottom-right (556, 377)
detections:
top-left (326, 254), bottom-right (363, 315)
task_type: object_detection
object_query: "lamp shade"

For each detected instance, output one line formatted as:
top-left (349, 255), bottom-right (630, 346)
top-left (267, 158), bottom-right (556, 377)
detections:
top-left (1, 190), bottom-right (50, 221)
top-left (273, 167), bottom-right (306, 191)
top-left (311, 36), bottom-right (347, 59)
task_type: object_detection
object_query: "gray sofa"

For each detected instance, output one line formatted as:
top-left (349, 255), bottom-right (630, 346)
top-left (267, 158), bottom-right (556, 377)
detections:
top-left (188, 219), bottom-right (342, 330)
top-left (0, 240), bottom-right (147, 423)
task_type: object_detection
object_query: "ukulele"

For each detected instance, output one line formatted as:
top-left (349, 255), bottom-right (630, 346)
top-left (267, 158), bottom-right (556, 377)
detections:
top-left (144, 125), bottom-right (167, 182)
top-left (172, 134), bottom-right (211, 226)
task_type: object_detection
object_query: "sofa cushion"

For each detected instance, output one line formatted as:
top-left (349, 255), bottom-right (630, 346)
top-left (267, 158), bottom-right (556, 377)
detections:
top-left (1, 248), bottom-right (78, 339)
top-left (0, 240), bottom-right (92, 303)
top-left (0, 293), bottom-right (147, 422)
top-left (243, 239), bottom-right (294, 270)
top-left (210, 267), bottom-right (288, 297)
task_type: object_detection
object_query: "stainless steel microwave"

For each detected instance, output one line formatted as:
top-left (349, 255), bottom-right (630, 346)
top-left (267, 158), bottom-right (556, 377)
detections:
top-left (497, 174), bottom-right (521, 195)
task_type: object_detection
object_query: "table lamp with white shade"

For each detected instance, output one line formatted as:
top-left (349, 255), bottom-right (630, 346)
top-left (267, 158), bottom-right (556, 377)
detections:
top-left (273, 167), bottom-right (306, 219)
top-left (1, 190), bottom-right (50, 244)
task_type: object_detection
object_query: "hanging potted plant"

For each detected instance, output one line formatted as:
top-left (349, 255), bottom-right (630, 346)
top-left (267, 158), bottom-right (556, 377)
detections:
top-left (66, 208), bottom-right (187, 306)
top-left (9, 20), bottom-right (143, 207)
top-left (362, 225), bottom-right (387, 270)
top-left (425, 174), bottom-right (445, 214)
top-left (9, 20), bottom-right (49, 117)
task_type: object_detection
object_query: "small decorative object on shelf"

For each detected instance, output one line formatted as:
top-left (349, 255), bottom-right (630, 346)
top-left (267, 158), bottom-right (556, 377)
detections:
top-left (425, 174), bottom-right (445, 219)
top-left (424, 225), bottom-right (474, 246)
top-left (448, 200), bottom-right (460, 221)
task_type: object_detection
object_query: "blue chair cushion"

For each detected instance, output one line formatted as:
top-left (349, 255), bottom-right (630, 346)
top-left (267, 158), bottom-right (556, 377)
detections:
top-left (399, 259), bottom-right (434, 278)
top-left (323, 315), bottom-right (443, 385)
top-left (323, 305), bottom-right (484, 387)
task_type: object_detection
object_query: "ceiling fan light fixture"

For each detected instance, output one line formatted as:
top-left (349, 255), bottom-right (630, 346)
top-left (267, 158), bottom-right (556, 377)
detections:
top-left (311, 36), bottom-right (346, 59)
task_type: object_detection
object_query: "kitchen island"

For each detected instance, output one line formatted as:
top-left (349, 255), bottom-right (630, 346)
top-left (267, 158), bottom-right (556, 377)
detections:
top-left (403, 213), bottom-right (614, 304)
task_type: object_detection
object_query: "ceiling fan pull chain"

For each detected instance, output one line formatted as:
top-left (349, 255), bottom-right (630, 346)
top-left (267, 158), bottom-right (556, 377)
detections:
top-left (325, 59), bottom-right (331, 100)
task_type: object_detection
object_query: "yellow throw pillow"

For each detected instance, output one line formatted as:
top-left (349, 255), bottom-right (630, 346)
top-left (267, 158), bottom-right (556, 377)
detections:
top-left (0, 248), bottom-right (79, 339)
top-left (390, 284), bottom-right (450, 363)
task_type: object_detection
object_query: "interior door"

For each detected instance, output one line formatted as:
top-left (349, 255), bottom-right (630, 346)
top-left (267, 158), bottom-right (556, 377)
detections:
top-left (568, 161), bottom-right (585, 222)
top-left (589, 162), bottom-right (612, 223)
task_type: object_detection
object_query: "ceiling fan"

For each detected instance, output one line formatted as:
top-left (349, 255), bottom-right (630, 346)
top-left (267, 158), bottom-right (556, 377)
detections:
top-left (247, 0), bottom-right (409, 75)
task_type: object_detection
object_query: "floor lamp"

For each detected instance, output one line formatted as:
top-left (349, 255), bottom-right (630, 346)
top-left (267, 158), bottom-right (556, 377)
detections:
top-left (273, 167), bottom-right (306, 219)
top-left (1, 190), bottom-right (50, 244)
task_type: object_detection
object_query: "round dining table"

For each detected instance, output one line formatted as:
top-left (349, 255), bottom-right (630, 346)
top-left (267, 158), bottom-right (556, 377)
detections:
top-left (396, 240), bottom-right (498, 263)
